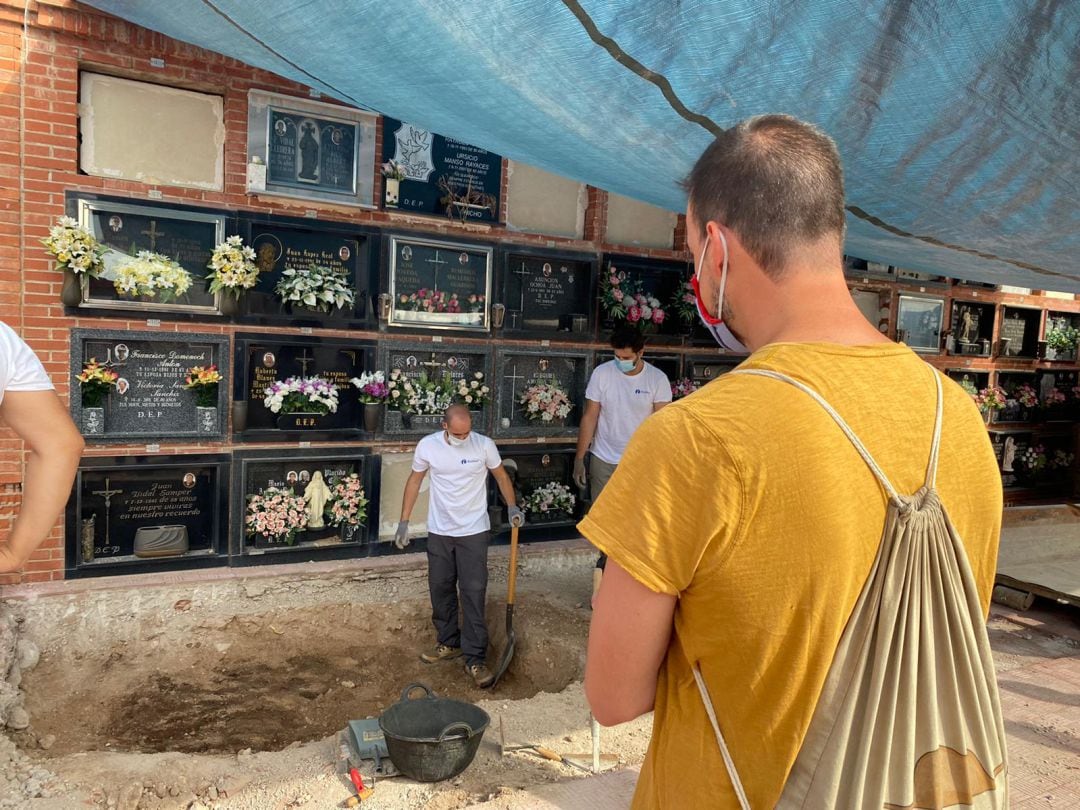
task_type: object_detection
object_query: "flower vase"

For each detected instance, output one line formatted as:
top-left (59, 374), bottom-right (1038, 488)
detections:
top-left (82, 407), bottom-right (104, 436)
top-left (232, 401), bottom-right (248, 433)
top-left (363, 403), bottom-right (384, 433)
top-left (196, 406), bottom-right (219, 435)
top-left (385, 177), bottom-right (400, 208)
top-left (60, 269), bottom-right (83, 307)
top-left (219, 293), bottom-right (243, 318)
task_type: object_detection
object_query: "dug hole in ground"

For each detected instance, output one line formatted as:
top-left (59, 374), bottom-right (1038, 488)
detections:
top-left (1, 539), bottom-right (1079, 809)
top-left (0, 541), bottom-right (654, 809)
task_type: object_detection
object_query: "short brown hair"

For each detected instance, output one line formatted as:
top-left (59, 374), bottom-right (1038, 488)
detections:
top-left (610, 326), bottom-right (646, 353)
top-left (683, 115), bottom-right (846, 276)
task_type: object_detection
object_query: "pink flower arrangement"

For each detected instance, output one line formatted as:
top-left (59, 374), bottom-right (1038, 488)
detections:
top-left (1012, 383), bottom-right (1038, 409)
top-left (325, 473), bottom-right (369, 528)
top-left (1043, 387), bottom-right (1067, 408)
top-left (350, 371), bottom-right (389, 404)
top-left (671, 377), bottom-right (700, 400)
top-left (523, 481), bottom-right (576, 516)
top-left (670, 280), bottom-right (698, 325)
top-left (398, 289), bottom-right (485, 314)
top-left (973, 386), bottom-right (1007, 413)
top-left (519, 380), bottom-right (574, 422)
top-left (599, 266), bottom-right (668, 331)
top-left (245, 487), bottom-right (308, 545)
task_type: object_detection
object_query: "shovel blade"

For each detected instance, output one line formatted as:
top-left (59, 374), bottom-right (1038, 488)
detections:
top-left (491, 604), bottom-right (516, 686)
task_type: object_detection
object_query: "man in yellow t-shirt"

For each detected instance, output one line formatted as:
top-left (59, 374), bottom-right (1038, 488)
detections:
top-left (580, 115), bottom-right (1002, 809)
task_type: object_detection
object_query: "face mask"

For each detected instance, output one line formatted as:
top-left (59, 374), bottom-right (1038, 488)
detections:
top-left (691, 230), bottom-right (749, 353)
top-left (613, 356), bottom-right (637, 374)
top-left (445, 431), bottom-right (470, 448)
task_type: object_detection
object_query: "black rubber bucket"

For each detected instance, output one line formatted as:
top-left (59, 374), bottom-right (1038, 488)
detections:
top-left (379, 683), bottom-right (491, 783)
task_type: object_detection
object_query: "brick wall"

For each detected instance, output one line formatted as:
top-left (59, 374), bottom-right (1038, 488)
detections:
top-left (0, 0), bottom-right (687, 584)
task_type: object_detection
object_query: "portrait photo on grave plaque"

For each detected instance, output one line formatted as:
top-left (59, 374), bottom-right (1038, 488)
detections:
top-left (243, 217), bottom-right (371, 323)
top-left (232, 449), bottom-right (374, 558)
top-left (66, 454), bottom-right (228, 576)
top-left (501, 250), bottom-right (596, 336)
top-left (246, 89), bottom-right (377, 207)
top-left (378, 341), bottom-right (492, 434)
top-left (600, 254), bottom-right (695, 342)
top-left (381, 117), bottom-right (501, 222)
top-left (386, 234), bottom-right (493, 331)
top-left (493, 348), bottom-right (592, 438)
top-left (896, 295), bottom-right (945, 353)
top-left (73, 196), bottom-right (226, 314)
top-left (233, 334), bottom-right (375, 437)
top-left (70, 329), bottom-right (229, 441)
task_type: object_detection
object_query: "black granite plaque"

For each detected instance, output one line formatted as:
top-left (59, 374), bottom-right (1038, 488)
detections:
top-left (995, 372), bottom-right (1038, 423)
top-left (688, 354), bottom-right (741, 386)
top-left (949, 301), bottom-right (994, 355)
top-left (73, 459), bottom-right (224, 570)
top-left (601, 254), bottom-right (692, 339)
top-left (70, 330), bottom-right (229, 441)
top-left (377, 342), bottom-right (492, 434)
top-left (1000, 307), bottom-right (1040, 358)
top-left (490, 449), bottom-right (579, 529)
top-left (267, 110), bottom-right (358, 195)
top-left (74, 197), bottom-right (225, 313)
top-left (504, 252), bottom-right (594, 333)
top-left (388, 235), bottom-right (492, 331)
top-left (245, 222), bottom-right (366, 320)
top-left (494, 349), bottom-right (592, 437)
top-left (234, 334), bottom-right (375, 436)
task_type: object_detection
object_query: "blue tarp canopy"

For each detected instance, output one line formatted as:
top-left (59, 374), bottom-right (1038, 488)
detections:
top-left (83, 1), bottom-right (1080, 290)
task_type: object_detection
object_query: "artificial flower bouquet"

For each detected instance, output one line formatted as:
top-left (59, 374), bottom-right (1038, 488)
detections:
top-left (351, 371), bottom-right (389, 404)
top-left (184, 365), bottom-right (223, 407)
top-left (113, 251), bottom-right (193, 302)
top-left (523, 481), bottom-right (576, 517)
top-left (973, 385), bottom-right (1007, 414)
top-left (600, 266), bottom-right (668, 330)
top-left (206, 235), bottom-right (260, 298)
top-left (263, 376), bottom-right (340, 415)
top-left (519, 380), bottom-right (574, 423)
top-left (381, 159), bottom-right (407, 181)
top-left (671, 377), bottom-right (700, 400)
top-left (77, 358), bottom-right (118, 407)
top-left (325, 473), bottom-right (369, 528)
top-left (41, 216), bottom-right (105, 277)
top-left (275, 264), bottom-right (355, 313)
top-left (245, 487), bottom-right (308, 545)
top-left (455, 371), bottom-right (491, 408)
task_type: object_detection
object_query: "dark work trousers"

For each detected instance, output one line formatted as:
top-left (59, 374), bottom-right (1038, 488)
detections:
top-left (426, 531), bottom-right (490, 665)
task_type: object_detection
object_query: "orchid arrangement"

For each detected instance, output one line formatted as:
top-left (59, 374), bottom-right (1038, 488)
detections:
top-left (350, 370), bottom-right (390, 405)
top-left (263, 376), bottom-right (340, 415)
top-left (455, 371), bottom-right (491, 408)
top-left (519, 380), bottom-right (574, 423)
top-left (671, 377), bottom-right (700, 400)
top-left (381, 159), bottom-right (407, 181)
top-left (207, 235), bottom-right (260, 297)
top-left (973, 386), bottom-right (1007, 413)
top-left (245, 487), bottom-right (308, 545)
top-left (113, 251), bottom-right (193, 302)
top-left (41, 215), bottom-right (105, 277)
top-left (77, 358), bottom-right (118, 407)
top-left (523, 481), bottom-right (576, 516)
top-left (275, 264), bottom-right (355, 312)
top-left (325, 473), bottom-right (369, 529)
top-left (184, 365), bottom-right (223, 407)
top-left (1011, 383), bottom-right (1039, 409)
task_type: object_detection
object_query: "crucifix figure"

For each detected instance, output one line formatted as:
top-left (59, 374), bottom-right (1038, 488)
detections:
top-left (512, 261), bottom-right (531, 312)
top-left (424, 250), bottom-right (449, 292)
top-left (91, 477), bottom-right (124, 549)
top-left (295, 349), bottom-right (315, 378)
top-left (502, 363), bottom-right (526, 421)
top-left (140, 220), bottom-right (162, 251)
top-left (421, 353), bottom-right (445, 377)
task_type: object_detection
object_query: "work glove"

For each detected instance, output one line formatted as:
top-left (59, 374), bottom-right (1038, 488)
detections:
top-left (572, 457), bottom-right (587, 490)
top-left (507, 505), bottom-right (525, 528)
top-left (394, 520), bottom-right (411, 549)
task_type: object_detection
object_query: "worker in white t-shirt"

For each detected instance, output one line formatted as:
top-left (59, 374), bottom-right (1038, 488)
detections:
top-left (0, 322), bottom-right (84, 573)
top-left (574, 327), bottom-right (672, 597)
top-left (395, 404), bottom-right (524, 688)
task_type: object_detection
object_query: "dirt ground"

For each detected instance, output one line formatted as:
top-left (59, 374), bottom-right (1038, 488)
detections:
top-left (2, 549), bottom-right (1079, 809)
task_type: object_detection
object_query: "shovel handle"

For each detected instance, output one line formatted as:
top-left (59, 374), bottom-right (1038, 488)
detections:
top-left (507, 524), bottom-right (520, 606)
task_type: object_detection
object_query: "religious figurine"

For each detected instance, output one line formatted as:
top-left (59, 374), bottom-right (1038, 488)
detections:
top-left (959, 308), bottom-right (978, 344)
top-left (298, 121), bottom-right (319, 181)
top-left (304, 470), bottom-right (332, 529)
top-left (1002, 437), bottom-right (1017, 473)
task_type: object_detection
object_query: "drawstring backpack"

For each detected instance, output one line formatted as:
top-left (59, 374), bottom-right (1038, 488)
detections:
top-left (694, 368), bottom-right (1008, 810)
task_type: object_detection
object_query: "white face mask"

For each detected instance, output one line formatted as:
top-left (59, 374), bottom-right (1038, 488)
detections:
top-left (692, 230), bottom-right (749, 354)
top-left (446, 431), bottom-right (470, 447)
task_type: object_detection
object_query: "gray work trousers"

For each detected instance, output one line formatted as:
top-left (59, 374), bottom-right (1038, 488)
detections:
top-left (590, 455), bottom-right (618, 571)
top-left (427, 531), bottom-right (490, 665)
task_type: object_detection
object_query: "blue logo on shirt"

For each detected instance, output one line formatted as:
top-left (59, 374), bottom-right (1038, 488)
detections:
top-left (461, 458), bottom-right (481, 465)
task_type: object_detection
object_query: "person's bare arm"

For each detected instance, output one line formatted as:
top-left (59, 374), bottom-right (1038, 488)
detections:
top-left (575, 399), bottom-right (601, 459)
top-left (585, 559), bottom-right (677, 725)
top-left (489, 464), bottom-right (517, 509)
top-left (0, 390), bottom-right (84, 573)
top-left (652, 401), bottom-right (669, 413)
top-left (399, 469), bottom-right (427, 520)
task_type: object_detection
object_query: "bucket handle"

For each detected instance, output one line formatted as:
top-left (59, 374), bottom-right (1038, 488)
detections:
top-left (399, 682), bottom-right (435, 702)
top-left (438, 721), bottom-right (475, 742)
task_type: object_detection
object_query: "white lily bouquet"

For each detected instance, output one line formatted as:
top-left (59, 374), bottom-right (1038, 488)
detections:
top-left (275, 263), bottom-right (355, 313)
top-left (207, 235), bottom-right (260, 298)
top-left (113, 251), bottom-right (193, 302)
top-left (41, 215), bottom-right (105, 277)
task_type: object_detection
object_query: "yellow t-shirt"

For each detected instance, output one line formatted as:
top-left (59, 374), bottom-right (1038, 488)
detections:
top-left (578, 342), bottom-right (1002, 810)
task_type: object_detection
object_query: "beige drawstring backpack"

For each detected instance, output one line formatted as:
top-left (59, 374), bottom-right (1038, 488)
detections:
top-left (695, 368), bottom-right (1008, 810)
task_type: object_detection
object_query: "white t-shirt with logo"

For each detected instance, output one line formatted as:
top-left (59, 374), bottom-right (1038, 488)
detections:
top-left (412, 431), bottom-right (502, 537)
top-left (0, 322), bottom-right (53, 406)
top-left (585, 360), bottom-right (672, 464)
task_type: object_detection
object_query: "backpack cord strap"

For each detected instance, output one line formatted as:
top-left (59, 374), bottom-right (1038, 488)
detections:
top-left (693, 664), bottom-right (753, 810)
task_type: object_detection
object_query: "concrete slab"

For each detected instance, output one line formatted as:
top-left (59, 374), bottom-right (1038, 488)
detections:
top-left (469, 767), bottom-right (640, 809)
top-left (998, 505), bottom-right (1080, 605)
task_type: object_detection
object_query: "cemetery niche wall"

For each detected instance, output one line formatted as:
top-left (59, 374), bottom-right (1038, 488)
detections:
top-left (232, 333), bottom-right (376, 439)
top-left (490, 446), bottom-right (582, 540)
top-left (65, 454), bottom-right (229, 576)
top-left (493, 348), bottom-right (593, 439)
top-left (231, 448), bottom-right (376, 563)
top-left (70, 329), bottom-right (230, 441)
top-left (501, 248), bottom-right (596, 337)
top-left (72, 195), bottom-right (227, 316)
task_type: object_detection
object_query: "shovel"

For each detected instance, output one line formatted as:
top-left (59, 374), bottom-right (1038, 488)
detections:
top-left (492, 524), bottom-right (520, 687)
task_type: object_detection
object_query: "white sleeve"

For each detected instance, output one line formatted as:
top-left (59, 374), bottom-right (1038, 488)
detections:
top-left (584, 365), bottom-right (605, 402)
top-left (485, 437), bottom-right (503, 470)
top-left (0, 323), bottom-right (53, 399)
top-left (653, 368), bottom-right (673, 403)
top-left (411, 439), bottom-right (431, 472)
